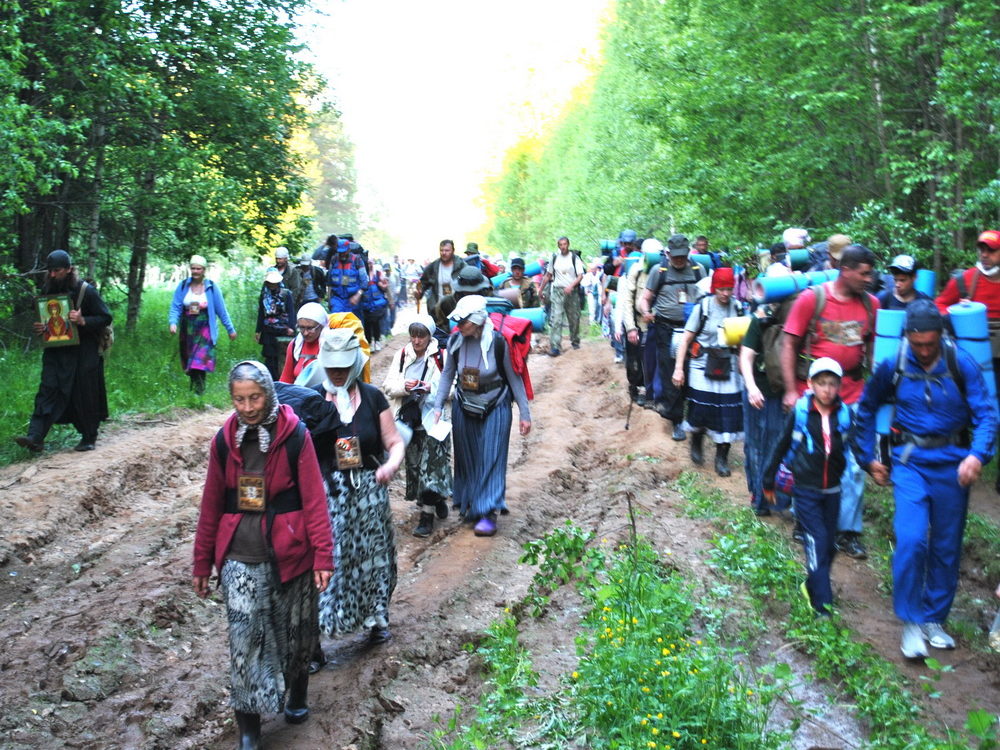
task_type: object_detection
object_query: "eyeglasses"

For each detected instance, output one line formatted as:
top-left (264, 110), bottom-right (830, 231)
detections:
top-left (298, 323), bottom-right (321, 333)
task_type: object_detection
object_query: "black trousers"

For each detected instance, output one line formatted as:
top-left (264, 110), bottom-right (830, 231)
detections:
top-left (653, 319), bottom-right (687, 424)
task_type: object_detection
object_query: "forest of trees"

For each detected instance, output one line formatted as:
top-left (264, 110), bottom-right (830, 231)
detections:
top-left (0, 0), bottom-right (362, 335)
top-left (486, 0), bottom-right (999, 275)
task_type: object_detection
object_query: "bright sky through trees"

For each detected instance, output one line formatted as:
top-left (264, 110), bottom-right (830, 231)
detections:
top-left (300, 0), bottom-right (609, 259)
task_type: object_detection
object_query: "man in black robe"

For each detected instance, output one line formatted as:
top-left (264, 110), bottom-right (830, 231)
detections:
top-left (15, 250), bottom-right (112, 453)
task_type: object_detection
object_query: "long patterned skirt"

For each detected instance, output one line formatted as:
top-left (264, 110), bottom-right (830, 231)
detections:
top-left (404, 426), bottom-right (453, 505)
top-left (180, 311), bottom-right (216, 373)
top-left (318, 468), bottom-right (397, 636)
top-left (220, 560), bottom-right (316, 714)
top-left (451, 390), bottom-right (513, 519)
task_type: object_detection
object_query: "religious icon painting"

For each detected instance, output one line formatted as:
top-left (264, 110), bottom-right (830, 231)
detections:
top-left (36, 295), bottom-right (79, 348)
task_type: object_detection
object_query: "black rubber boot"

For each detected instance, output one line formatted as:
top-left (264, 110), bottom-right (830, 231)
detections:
top-left (234, 711), bottom-right (261, 750)
top-left (714, 443), bottom-right (732, 477)
top-left (413, 512), bottom-right (434, 538)
top-left (690, 432), bottom-right (705, 466)
top-left (284, 670), bottom-right (310, 724)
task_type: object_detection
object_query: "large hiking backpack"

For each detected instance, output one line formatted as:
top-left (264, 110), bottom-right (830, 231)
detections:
top-left (761, 282), bottom-right (875, 392)
top-left (489, 308), bottom-right (534, 400)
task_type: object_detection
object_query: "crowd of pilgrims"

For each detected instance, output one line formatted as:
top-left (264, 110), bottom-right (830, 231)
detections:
top-left (25, 228), bottom-right (999, 748)
top-left (181, 227), bottom-right (1000, 747)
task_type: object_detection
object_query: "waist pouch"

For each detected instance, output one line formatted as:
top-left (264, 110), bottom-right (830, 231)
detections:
top-left (704, 347), bottom-right (733, 380)
top-left (457, 385), bottom-right (508, 419)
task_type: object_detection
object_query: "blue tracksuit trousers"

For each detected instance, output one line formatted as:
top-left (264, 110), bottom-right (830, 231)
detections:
top-left (793, 485), bottom-right (841, 614)
top-left (891, 459), bottom-right (968, 624)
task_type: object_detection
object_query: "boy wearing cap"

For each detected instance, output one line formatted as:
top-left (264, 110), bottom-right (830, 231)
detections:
top-left (853, 300), bottom-right (997, 659)
top-left (877, 255), bottom-right (931, 311)
top-left (763, 357), bottom-right (852, 615)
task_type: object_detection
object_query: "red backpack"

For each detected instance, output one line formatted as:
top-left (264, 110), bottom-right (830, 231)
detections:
top-left (488, 310), bottom-right (534, 400)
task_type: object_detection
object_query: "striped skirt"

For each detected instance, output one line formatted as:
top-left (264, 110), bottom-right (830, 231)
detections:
top-left (451, 388), bottom-right (513, 519)
top-left (684, 355), bottom-right (744, 443)
top-left (318, 468), bottom-right (397, 637)
top-left (220, 560), bottom-right (316, 714)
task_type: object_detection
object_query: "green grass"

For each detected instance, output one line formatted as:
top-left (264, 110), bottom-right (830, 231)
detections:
top-left (675, 471), bottom-right (1000, 749)
top-left (0, 263), bottom-right (267, 467)
top-left (429, 521), bottom-right (791, 750)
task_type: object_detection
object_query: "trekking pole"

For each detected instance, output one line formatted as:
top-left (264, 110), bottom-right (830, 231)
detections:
top-left (625, 393), bottom-right (634, 430)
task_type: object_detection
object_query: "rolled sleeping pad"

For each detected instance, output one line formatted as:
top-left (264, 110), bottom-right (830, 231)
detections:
top-left (523, 261), bottom-right (542, 277)
top-left (752, 272), bottom-right (811, 304)
top-left (509, 306), bottom-right (546, 332)
top-left (690, 253), bottom-right (712, 271)
top-left (491, 271), bottom-right (511, 288)
top-left (915, 269), bottom-right (936, 298)
top-left (720, 316), bottom-right (751, 346)
top-left (803, 269), bottom-right (839, 286)
top-left (645, 250), bottom-right (665, 269)
top-left (873, 309), bottom-right (906, 366)
top-left (789, 249), bottom-right (811, 270)
top-left (599, 239), bottom-right (617, 252)
top-left (948, 301), bottom-right (996, 400)
top-left (623, 251), bottom-right (645, 275)
top-left (609, 291), bottom-right (618, 307)
top-left (873, 308), bottom-right (906, 435)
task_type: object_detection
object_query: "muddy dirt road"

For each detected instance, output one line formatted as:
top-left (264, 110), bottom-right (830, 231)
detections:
top-left (1, 330), bottom-right (998, 749)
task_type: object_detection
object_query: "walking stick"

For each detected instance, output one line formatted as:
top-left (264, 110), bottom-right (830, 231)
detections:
top-left (624, 393), bottom-right (634, 430)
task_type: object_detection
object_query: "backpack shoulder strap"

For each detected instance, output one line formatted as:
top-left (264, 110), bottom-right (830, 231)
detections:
top-left (943, 339), bottom-right (966, 396)
top-left (803, 284), bottom-right (827, 356)
top-left (286, 420), bottom-right (306, 487)
top-left (214, 428), bottom-right (228, 468)
top-left (75, 281), bottom-right (88, 311)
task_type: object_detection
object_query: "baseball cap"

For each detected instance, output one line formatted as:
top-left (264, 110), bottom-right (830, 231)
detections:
top-left (808, 357), bottom-right (843, 380)
top-left (888, 254), bottom-right (916, 274)
top-left (510, 257), bottom-right (525, 268)
top-left (977, 230), bottom-right (1000, 252)
top-left (667, 234), bottom-right (690, 256)
top-left (904, 299), bottom-right (944, 333)
top-left (619, 229), bottom-right (638, 244)
top-left (274, 246), bottom-right (289, 259)
top-left (264, 268), bottom-right (283, 284)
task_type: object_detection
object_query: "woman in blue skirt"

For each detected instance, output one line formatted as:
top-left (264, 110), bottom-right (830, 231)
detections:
top-left (433, 295), bottom-right (531, 536)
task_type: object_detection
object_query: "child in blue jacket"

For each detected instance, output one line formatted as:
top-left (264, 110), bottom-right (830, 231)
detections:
top-left (763, 357), bottom-right (852, 615)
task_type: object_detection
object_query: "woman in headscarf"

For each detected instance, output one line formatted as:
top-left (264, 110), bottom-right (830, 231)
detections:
top-left (168, 255), bottom-right (237, 394)
top-left (382, 314), bottom-right (452, 537)
top-left (279, 302), bottom-right (329, 386)
top-left (256, 268), bottom-right (296, 381)
top-left (313, 329), bottom-right (405, 645)
top-left (192, 361), bottom-right (333, 750)
top-left (672, 266), bottom-right (745, 477)
top-left (433, 295), bottom-right (532, 537)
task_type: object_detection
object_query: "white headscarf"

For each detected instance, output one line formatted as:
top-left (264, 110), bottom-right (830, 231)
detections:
top-left (450, 294), bottom-right (495, 362)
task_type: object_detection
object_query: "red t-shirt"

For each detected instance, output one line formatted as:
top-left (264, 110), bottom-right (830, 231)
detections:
top-left (934, 268), bottom-right (1000, 318)
top-left (278, 337), bottom-right (320, 384)
top-left (783, 282), bottom-right (878, 404)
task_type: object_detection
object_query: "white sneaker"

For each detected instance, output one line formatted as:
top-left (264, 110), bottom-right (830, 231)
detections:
top-left (920, 622), bottom-right (955, 650)
top-left (900, 622), bottom-right (928, 660)
top-left (374, 341), bottom-right (382, 352)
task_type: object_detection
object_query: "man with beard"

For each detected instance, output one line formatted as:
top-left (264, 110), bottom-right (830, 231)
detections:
top-left (15, 250), bottom-right (112, 453)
